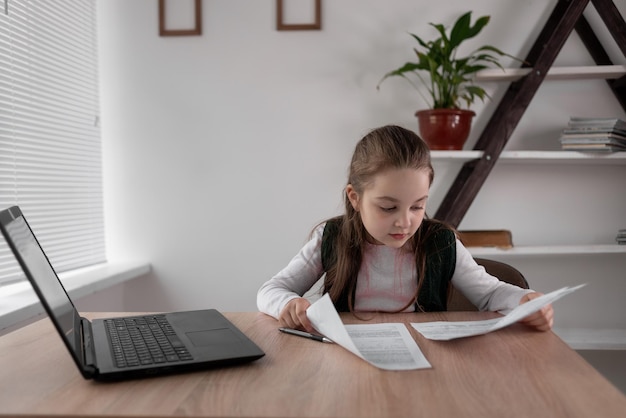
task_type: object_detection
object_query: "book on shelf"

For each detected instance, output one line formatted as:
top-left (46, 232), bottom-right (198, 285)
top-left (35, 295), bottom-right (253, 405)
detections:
top-left (562, 127), bottom-right (626, 136)
top-left (559, 132), bottom-right (626, 142)
top-left (617, 229), bottom-right (626, 245)
top-left (458, 230), bottom-right (513, 249)
top-left (560, 116), bottom-right (626, 152)
top-left (567, 117), bottom-right (626, 131)
top-left (561, 142), bottom-right (626, 152)
top-left (560, 139), bottom-right (626, 151)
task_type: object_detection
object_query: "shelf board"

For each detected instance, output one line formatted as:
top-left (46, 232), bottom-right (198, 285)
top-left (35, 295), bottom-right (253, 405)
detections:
top-left (430, 150), bottom-right (482, 163)
top-left (554, 328), bottom-right (626, 350)
top-left (475, 65), bottom-right (626, 82)
top-left (498, 150), bottom-right (626, 165)
top-left (431, 150), bottom-right (626, 165)
top-left (468, 244), bottom-right (626, 257)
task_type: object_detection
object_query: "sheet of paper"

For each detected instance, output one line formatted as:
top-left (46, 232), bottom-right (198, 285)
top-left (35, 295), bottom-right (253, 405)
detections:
top-left (411, 283), bottom-right (586, 340)
top-left (344, 323), bottom-right (431, 370)
top-left (306, 293), bottom-right (431, 370)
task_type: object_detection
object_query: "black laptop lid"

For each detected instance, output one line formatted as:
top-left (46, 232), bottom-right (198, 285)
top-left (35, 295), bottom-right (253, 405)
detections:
top-left (0, 206), bottom-right (86, 371)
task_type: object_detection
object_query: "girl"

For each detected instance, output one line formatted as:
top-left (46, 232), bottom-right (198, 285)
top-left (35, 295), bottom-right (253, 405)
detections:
top-left (257, 125), bottom-right (553, 332)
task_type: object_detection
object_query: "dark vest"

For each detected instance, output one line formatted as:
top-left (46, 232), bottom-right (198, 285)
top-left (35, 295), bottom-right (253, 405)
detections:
top-left (320, 217), bottom-right (456, 312)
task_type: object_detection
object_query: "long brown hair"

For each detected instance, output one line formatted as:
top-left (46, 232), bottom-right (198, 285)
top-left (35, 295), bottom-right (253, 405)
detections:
top-left (322, 125), bottom-right (452, 312)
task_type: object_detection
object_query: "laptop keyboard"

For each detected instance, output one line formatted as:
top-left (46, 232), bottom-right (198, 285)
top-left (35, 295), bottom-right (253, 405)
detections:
top-left (105, 315), bottom-right (194, 368)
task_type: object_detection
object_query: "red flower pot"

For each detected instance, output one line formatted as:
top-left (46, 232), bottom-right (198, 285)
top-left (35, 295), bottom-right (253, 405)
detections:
top-left (416, 109), bottom-right (475, 150)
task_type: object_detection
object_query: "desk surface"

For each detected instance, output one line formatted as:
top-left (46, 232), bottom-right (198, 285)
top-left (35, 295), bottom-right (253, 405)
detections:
top-left (1, 311), bottom-right (625, 417)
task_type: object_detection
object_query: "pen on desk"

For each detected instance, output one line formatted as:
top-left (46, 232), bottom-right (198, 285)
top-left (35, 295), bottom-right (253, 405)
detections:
top-left (278, 327), bottom-right (333, 343)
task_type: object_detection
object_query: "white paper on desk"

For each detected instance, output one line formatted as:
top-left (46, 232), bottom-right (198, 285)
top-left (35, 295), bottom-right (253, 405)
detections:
top-left (306, 293), bottom-right (431, 370)
top-left (411, 283), bottom-right (586, 341)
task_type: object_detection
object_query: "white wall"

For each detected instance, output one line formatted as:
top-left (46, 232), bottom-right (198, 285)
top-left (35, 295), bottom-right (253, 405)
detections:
top-left (96, 0), bottom-right (626, 331)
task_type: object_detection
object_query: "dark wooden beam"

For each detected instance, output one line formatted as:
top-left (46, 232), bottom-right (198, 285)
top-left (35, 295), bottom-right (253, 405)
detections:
top-left (575, 14), bottom-right (626, 111)
top-left (588, 0), bottom-right (626, 111)
top-left (591, 0), bottom-right (626, 56)
top-left (575, 15), bottom-right (613, 66)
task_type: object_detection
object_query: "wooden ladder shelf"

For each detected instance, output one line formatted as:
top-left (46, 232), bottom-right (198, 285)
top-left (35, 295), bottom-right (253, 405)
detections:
top-left (434, 0), bottom-right (626, 227)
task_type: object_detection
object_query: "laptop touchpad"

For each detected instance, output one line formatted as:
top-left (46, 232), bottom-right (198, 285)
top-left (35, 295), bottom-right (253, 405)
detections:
top-left (186, 328), bottom-right (240, 347)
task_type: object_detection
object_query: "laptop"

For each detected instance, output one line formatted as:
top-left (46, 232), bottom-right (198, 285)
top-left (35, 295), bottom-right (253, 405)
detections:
top-left (0, 205), bottom-right (265, 381)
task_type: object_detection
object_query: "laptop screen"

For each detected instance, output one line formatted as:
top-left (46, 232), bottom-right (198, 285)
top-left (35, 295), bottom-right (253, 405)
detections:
top-left (0, 206), bottom-right (82, 361)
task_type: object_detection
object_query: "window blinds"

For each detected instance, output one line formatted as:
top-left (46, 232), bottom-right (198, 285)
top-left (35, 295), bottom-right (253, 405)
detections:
top-left (0, 0), bottom-right (105, 285)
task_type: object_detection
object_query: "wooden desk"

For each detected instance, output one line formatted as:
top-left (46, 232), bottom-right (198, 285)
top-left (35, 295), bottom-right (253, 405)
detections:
top-left (1, 311), bottom-right (625, 417)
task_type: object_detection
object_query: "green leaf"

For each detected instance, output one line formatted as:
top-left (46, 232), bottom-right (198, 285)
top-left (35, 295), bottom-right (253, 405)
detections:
top-left (466, 15), bottom-right (490, 40)
top-left (449, 12), bottom-right (472, 50)
top-left (409, 33), bottom-right (429, 50)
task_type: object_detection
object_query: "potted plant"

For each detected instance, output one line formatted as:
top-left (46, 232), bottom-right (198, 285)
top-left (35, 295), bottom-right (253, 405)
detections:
top-left (377, 11), bottom-right (520, 150)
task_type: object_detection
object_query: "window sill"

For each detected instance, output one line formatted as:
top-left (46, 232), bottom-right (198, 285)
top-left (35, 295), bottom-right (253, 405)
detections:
top-left (0, 261), bottom-right (151, 334)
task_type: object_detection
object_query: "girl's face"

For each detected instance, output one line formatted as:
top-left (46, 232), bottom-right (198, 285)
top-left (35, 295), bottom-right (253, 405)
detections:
top-left (347, 168), bottom-right (430, 249)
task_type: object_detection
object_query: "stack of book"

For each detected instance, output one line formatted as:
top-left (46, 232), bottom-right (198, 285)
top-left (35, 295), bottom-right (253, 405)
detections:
top-left (617, 229), bottom-right (626, 245)
top-left (559, 117), bottom-right (626, 152)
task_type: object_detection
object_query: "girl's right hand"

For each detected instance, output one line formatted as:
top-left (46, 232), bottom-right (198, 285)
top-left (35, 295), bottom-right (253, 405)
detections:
top-left (278, 297), bottom-right (313, 332)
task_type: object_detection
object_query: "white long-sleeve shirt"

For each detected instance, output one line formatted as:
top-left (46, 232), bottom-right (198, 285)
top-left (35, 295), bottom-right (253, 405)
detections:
top-left (257, 223), bottom-right (532, 319)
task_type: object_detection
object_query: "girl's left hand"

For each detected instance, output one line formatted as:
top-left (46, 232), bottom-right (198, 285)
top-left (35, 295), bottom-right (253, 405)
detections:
top-left (518, 292), bottom-right (554, 331)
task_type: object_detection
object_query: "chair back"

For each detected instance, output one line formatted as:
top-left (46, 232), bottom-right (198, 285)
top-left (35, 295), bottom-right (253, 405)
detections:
top-left (447, 258), bottom-right (529, 311)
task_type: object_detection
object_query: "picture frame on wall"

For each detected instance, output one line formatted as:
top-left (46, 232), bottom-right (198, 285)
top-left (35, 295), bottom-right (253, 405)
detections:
top-left (159, 0), bottom-right (202, 37)
top-left (276, 0), bottom-right (321, 31)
